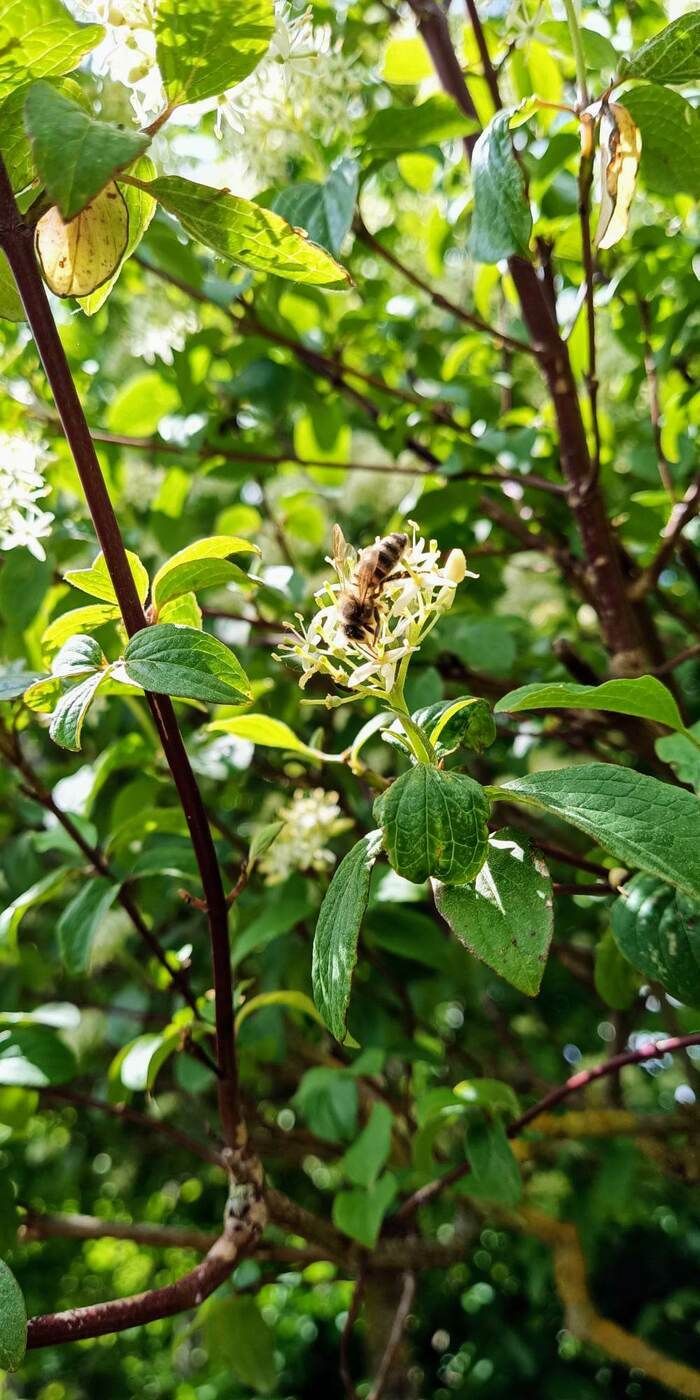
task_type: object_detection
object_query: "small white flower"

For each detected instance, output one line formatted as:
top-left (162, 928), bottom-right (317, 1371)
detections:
top-left (257, 788), bottom-right (351, 885)
top-left (0, 434), bottom-right (54, 561)
top-left (278, 523), bottom-right (475, 700)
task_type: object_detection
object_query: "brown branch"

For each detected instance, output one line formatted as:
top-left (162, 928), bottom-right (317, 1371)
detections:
top-left (654, 642), bottom-right (700, 675)
top-left (394, 1033), bottom-right (700, 1220)
top-left (340, 1268), bottom-right (367, 1400)
top-left (407, 0), bottom-right (650, 672)
top-left (366, 1271), bottom-right (416, 1400)
top-left (26, 1227), bottom-right (250, 1349)
top-left (23, 1210), bottom-right (217, 1254)
top-left (0, 158), bottom-right (241, 1149)
top-left (630, 473), bottom-right (700, 600)
top-left (354, 216), bottom-right (536, 357)
top-left (41, 1086), bottom-right (223, 1166)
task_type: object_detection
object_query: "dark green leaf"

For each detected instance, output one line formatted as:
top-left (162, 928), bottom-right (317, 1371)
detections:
top-left (122, 624), bottom-right (251, 704)
top-left (363, 93), bottom-right (478, 153)
top-left (272, 160), bottom-right (358, 257)
top-left (340, 1101), bottom-right (393, 1188)
top-left (471, 110), bottom-right (532, 263)
top-left (465, 1117), bottom-right (521, 1204)
top-left (495, 675), bottom-right (685, 732)
top-left (656, 725), bottom-right (700, 793)
top-left (619, 14), bottom-right (700, 84)
top-left (622, 84), bottom-right (700, 199)
top-left (611, 874), bottom-right (700, 1007)
top-left (150, 176), bottom-right (351, 286)
top-left (57, 876), bottom-right (121, 974)
top-left (293, 1067), bottom-right (358, 1143)
top-left (24, 82), bottom-right (149, 220)
top-left (594, 928), bottom-right (640, 1010)
top-left (312, 831), bottom-right (383, 1042)
top-left (332, 1172), bottom-right (397, 1248)
top-left (203, 1295), bottom-right (277, 1394)
top-left (374, 767), bottom-right (490, 886)
top-left (0, 1024), bottom-right (77, 1086)
top-left (156, 0), bottom-right (274, 107)
top-left (500, 764), bottom-right (700, 900)
top-left (51, 633), bottom-right (105, 677)
top-left (0, 1258), bottom-right (26, 1371)
top-left (413, 697), bottom-right (496, 757)
top-left (435, 830), bottom-right (553, 995)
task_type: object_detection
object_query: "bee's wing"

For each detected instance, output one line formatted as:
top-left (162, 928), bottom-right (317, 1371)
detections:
top-left (332, 523), bottom-right (356, 568)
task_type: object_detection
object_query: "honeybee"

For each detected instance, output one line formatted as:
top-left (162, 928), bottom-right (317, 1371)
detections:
top-left (332, 524), bottom-right (409, 646)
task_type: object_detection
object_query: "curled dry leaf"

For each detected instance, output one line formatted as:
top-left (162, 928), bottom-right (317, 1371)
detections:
top-left (595, 102), bottom-right (642, 251)
top-left (34, 181), bottom-right (128, 297)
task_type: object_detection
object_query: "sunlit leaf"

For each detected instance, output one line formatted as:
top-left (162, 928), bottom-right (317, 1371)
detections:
top-left (34, 182), bottom-right (129, 297)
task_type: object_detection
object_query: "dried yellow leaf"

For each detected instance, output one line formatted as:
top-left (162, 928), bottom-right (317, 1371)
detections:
top-left (595, 102), bottom-right (642, 251)
top-left (34, 182), bottom-right (128, 297)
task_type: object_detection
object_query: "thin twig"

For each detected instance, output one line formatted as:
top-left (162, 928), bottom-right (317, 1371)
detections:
top-left (630, 473), bottom-right (700, 600)
top-left (393, 1033), bottom-right (700, 1221)
top-left (366, 1272), bottom-right (416, 1400)
top-left (638, 297), bottom-right (675, 499)
top-left (340, 1268), bottom-right (367, 1400)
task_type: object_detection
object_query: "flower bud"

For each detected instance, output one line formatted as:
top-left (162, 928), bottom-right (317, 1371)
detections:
top-left (443, 549), bottom-right (467, 584)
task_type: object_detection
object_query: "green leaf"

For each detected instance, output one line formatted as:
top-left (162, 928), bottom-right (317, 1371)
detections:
top-left (363, 93), bottom-right (478, 153)
top-left (122, 624), bottom-right (251, 705)
top-left (414, 697), bottom-right (496, 757)
top-left (0, 869), bottom-right (71, 948)
top-left (51, 632), bottom-right (105, 677)
top-left (152, 534), bottom-right (258, 609)
top-left (0, 1023), bottom-right (76, 1086)
top-left (594, 928), bottom-right (639, 1011)
top-left (0, 0), bottom-right (103, 102)
top-left (203, 1295), bottom-right (277, 1395)
top-left (272, 160), bottom-right (359, 257)
top-left (340, 1101), bottom-right (393, 1188)
top-left (312, 831), bottom-right (383, 1043)
top-left (470, 109), bottom-right (532, 263)
top-left (64, 549), bottom-right (149, 606)
top-left (495, 675), bottom-right (685, 732)
top-left (149, 176), bottom-right (350, 286)
top-left (127, 835), bottom-right (199, 881)
top-left (156, 0), bottom-right (274, 107)
top-left (49, 669), bottom-right (107, 751)
top-left (57, 876), bottom-right (121, 974)
top-left (236, 989), bottom-right (326, 1032)
top-left (34, 181), bottom-right (129, 297)
top-left (293, 1066), bottom-right (358, 1143)
top-left (248, 821), bottom-right (283, 868)
top-left (539, 21), bottom-right (618, 72)
top-left (105, 370), bottom-right (179, 437)
top-left (332, 1172), bottom-right (397, 1248)
top-left (619, 13), bottom-right (700, 84)
top-left (465, 1117), bottom-right (521, 1205)
top-left (434, 830), bottom-right (553, 996)
top-left (0, 1259), bottom-right (26, 1371)
top-left (24, 81), bottom-right (148, 220)
top-left (500, 764), bottom-right (700, 901)
top-left (210, 713), bottom-right (327, 759)
top-left (0, 665), bottom-right (45, 700)
top-left (0, 250), bottom-right (23, 319)
top-left (622, 84), bottom-right (700, 199)
top-left (233, 882), bottom-right (313, 967)
top-left (453, 1078), bottom-right (520, 1120)
top-left (117, 1031), bottom-right (181, 1092)
top-left (79, 155), bottom-right (158, 314)
top-left (656, 725), bottom-right (700, 793)
top-left (374, 767), bottom-right (490, 886)
top-left (42, 603), bottom-right (120, 659)
top-left (611, 874), bottom-right (700, 1007)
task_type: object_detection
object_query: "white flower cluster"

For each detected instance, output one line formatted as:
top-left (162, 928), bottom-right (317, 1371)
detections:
top-left (127, 298), bottom-right (198, 365)
top-left (258, 788), bottom-right (351, 886)
top-left (279, 524), bottom-right (471, 700)
top-left (0, 434), bottom-right (54, 560)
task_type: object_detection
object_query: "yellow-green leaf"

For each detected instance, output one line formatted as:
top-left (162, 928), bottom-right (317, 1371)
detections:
top-left (34, 182), bottom-right (129, 297)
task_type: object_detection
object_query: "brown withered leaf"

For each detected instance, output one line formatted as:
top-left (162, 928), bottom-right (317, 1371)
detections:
top-left (34, 182), bottom-right (128, 297)
top-left (595, 101), bottom-right (642, 251)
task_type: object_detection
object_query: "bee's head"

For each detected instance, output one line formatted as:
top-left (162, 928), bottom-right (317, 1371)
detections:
top-left (343, 622), bottom-right (367, 641)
